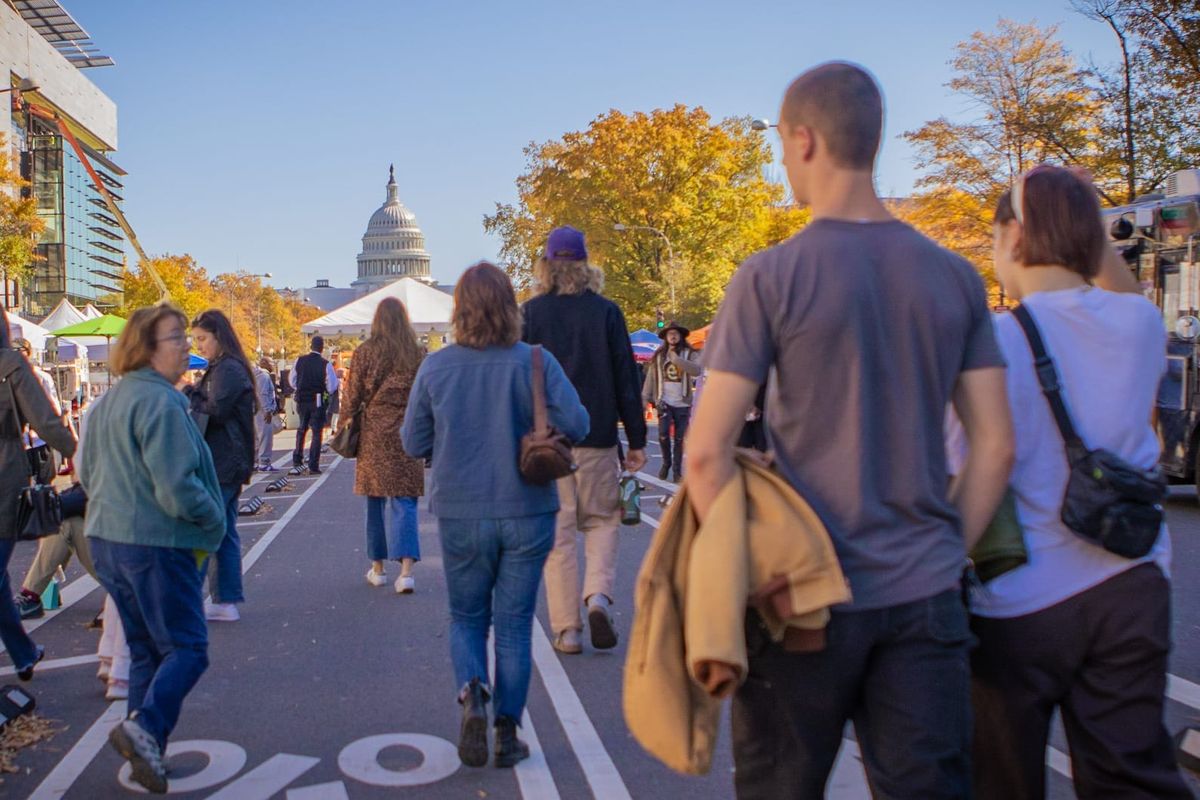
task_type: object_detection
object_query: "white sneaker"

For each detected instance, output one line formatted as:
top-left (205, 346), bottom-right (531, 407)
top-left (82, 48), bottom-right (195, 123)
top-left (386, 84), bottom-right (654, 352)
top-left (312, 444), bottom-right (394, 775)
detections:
top-left (204, 601), bottom-right (240, 622)
top-left (395, 575), bottom-right (415, 594)
top-left (365, 569), bottom-right (387, 587)
top-left (105, 678), bottom-right (129, 701)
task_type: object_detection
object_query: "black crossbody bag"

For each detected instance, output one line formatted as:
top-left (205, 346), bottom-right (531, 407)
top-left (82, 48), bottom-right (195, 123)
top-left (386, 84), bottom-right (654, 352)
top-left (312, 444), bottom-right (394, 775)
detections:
top-left (1013, 304), bottom-right (1165, 559)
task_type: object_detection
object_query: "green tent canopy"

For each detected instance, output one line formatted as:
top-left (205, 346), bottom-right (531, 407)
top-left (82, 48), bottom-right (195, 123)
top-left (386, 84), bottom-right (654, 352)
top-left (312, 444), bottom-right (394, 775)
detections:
top-left (49, 314), bottom-right (126, 338)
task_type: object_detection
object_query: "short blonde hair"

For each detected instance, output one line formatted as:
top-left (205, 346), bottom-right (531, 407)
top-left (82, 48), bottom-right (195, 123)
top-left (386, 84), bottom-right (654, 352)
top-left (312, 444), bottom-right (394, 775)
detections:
top-left (452, 261), bottom-right (521, 349)
top-left (111, 304), bottom-right (187, 376)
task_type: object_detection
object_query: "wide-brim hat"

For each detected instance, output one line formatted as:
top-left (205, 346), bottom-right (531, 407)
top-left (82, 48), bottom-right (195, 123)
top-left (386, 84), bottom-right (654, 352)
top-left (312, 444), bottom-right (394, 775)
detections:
top-left (658, 321), bottom-right (690, 340)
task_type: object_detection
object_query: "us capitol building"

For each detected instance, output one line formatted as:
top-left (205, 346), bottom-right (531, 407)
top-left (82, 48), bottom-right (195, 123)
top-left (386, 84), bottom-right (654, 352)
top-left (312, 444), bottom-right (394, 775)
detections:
top-left (284, 165), bottom-right (436, 310)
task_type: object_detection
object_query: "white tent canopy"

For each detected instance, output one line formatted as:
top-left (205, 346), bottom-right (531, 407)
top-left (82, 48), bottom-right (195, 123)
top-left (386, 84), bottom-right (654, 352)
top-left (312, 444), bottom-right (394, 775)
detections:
top-left (39, 298), bottom-right (87, 331)
top-left (7, 314), bottom-right (87, 361)
top-left (81, 303), bottom-right (103, 319)
top-left (301, 278), bottom-right (453, 336)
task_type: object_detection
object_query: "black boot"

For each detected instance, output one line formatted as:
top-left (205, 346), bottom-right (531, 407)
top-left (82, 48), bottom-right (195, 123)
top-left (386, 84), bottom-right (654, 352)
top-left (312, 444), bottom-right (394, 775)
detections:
top-left (493, 715), bottom-right (530, 768)
top-left (457, 678), bottom-right (489, 767)
top-left (658, 463), bottom-right (670, 480)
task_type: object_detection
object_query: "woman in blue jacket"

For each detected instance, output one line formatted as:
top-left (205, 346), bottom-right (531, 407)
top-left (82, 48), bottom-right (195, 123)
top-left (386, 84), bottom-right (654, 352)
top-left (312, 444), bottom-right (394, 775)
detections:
top-left (402, 262), bottom-right (588, 770)
top-left (80, 304), bottom-right (225, 794)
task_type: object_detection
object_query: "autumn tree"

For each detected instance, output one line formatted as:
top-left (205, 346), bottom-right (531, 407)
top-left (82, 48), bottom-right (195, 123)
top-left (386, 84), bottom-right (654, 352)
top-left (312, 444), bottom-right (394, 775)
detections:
top-left (0, 134), bottom-right (45, 294)
top-left (484, 106), bottom-right (793, 327)
top-left (120, 254), bottom-right (217, 321)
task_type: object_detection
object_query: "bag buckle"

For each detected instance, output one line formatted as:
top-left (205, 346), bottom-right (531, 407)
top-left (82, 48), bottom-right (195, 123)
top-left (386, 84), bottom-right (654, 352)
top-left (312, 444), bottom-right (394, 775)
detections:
top-left (1033, 356), bottom-right (1060, 393)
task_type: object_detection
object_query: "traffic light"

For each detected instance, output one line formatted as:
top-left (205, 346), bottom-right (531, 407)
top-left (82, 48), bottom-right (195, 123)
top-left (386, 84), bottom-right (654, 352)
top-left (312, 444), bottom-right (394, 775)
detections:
top-left (656, 308), bottom-right (665, 329)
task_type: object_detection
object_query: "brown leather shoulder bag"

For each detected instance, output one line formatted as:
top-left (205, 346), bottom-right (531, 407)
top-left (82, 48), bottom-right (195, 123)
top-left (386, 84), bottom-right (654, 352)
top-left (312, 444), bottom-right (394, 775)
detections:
top-left (519, 345), bottom-right (576, 485)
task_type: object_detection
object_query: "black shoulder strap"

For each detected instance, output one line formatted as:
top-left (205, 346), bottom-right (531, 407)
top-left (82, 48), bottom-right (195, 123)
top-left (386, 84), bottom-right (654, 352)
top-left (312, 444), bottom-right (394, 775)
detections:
top-left (1012, 304), bottom-right (1086, 455)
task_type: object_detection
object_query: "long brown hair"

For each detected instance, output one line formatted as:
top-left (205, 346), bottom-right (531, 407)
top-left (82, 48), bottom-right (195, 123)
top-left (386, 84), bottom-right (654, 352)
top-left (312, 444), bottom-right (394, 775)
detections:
top-left (368, 297), bottom-right (422, 376)
top-left (994, 166), bottom-right (1105, 279)
top-left (111, 304), bottom-right (188, 376)
top-left (452, 261), bottom-right (521, 349)
top-left (191, 309), bottom-right (257, 407)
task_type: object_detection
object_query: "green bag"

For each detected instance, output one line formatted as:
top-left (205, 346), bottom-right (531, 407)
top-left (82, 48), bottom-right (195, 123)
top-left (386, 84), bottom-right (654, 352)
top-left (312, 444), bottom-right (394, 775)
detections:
top-left (970, 490), bottom-right (1028, 583)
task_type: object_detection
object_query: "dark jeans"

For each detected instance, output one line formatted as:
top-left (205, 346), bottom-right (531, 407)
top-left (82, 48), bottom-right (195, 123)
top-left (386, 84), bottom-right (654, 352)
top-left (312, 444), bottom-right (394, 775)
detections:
top-left (657, 404), bottom-right (690, 475)
top-left (206, 485), bottom-right (244, 603)
top-left (0, 537), bottom-right (36, 669)
top-left (971, 564), bottom-right (1190, 799)
top-left (293, 402), bottom-right (326, 471)
top-left (438, 514), bottom-right (555, 721)
top-left (731, 589), bottom-right (973, 799)
top-left (91, 538), bottom-right (209, 749)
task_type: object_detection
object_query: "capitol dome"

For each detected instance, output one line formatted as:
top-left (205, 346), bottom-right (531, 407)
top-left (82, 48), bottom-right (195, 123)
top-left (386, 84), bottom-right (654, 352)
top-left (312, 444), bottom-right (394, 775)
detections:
top-left (351, 165), bottom-right (432, 292)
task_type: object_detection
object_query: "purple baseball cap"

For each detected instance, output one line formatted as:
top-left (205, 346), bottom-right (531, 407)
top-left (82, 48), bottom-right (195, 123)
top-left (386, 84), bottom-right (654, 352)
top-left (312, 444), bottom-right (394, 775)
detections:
top-left (545, 226), bottom-right (588, 260)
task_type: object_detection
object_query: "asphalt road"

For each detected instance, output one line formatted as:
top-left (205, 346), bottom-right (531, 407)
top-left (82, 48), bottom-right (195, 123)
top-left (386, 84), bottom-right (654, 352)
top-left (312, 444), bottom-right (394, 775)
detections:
top-left (0, 428), bottom-right (1196, 799)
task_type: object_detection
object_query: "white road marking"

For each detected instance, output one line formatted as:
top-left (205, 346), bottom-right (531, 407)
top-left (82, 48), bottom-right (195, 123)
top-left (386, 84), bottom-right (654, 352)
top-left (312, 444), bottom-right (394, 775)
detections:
top-left (117, 739), bottom-right (248, 794)
top-left (1168, 674), bottom-right (1200, 711)
top-left (28, 458), bottom-right (345, 800)
top-left (0, 652), bottom-right (97, 676)
top-left (530, 623), bottom-right (632, 800)
top-left (489, 631), bottom-right (561, 798)
top-left (287, 781), bottom-right (350, 799)
top-left (336, 733), bottom-right (458, 787)
top-left (27, 701), bottom-right (126, 800)
top-left (0, 575), bottom-right (101, 655)
top-left (204, 753), bottom-right (320, 799)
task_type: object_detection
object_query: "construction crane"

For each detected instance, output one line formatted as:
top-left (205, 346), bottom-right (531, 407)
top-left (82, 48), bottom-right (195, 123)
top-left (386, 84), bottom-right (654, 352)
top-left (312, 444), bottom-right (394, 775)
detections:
top-left (25, 100), bottom-right (168, 299)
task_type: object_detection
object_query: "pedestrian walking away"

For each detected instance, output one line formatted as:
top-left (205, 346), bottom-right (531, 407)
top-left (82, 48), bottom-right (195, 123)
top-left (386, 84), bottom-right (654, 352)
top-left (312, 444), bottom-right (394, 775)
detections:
top-left (522, 225), bottom-right (648, 655)
top-left (79, 304), bottom-right (226, 794)
top-left (686, 62), bottom-right (1014, 799)
top-left (189, 309), bottom-right (258, 623)
top-left (291, 335), bottom-right (339, 474)
top-left (253, 357), bottom-right (279, 471)
top-left (402, 261), bottom-right (589, 769)
top-left (642, 320), bottom-right (700, 482)
top-left (338, 296), bottom-right (425, 594)
top-left (961, 165), bottom-right (1192, 799)
top-left (0, 304), bottom-right (77, 682)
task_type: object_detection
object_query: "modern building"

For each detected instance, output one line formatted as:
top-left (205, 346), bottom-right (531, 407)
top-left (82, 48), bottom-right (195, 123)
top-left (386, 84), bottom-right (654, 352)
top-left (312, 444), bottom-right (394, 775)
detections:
top-left (278, 279), bottom-right (358, 312)
top-left (350, 165), bottom-right (433, 293)
top-left (0, 0), bottom-right (123, 319)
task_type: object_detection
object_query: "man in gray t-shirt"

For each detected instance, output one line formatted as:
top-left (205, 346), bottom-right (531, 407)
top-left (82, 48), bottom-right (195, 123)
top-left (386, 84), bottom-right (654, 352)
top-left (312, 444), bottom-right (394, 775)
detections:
top-left (687, 63), bottom-right (1014, 798)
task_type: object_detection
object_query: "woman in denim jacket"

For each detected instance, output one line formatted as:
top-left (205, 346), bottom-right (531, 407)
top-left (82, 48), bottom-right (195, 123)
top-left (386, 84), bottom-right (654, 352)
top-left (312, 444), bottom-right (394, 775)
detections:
top-left (402, 261), bottom-right (588, 770)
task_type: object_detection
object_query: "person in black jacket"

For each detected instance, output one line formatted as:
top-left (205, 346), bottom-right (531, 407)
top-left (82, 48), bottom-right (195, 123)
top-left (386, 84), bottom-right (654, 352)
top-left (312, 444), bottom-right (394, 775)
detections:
top-left (189, 310), bottom-right (256, 623)
top-left (522, 226), bottom-right (647, 655)
top-left (290, 336), bottom-right (339, 474)
top-left (0, 304), bottom-right (76, 680)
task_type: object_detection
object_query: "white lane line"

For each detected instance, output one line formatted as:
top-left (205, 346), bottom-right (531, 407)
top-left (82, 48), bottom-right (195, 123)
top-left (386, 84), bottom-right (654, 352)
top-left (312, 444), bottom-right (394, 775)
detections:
top-left (27, 701), bottom-right (126, 800)
top-left (634, 471), bottom-right (676, 494)
top-left (0, 652), bottom-right (97, 677)
top-left (1168, 674), bottom-right (1200, 711)
top-left (489, 633), bottom-right (560, 799)
top-left (27, 457), bottom-right (345, 800)
top-left (0, 575), bottom-right (100, 656)
top-left (530, 623), bottom-right (632, 800)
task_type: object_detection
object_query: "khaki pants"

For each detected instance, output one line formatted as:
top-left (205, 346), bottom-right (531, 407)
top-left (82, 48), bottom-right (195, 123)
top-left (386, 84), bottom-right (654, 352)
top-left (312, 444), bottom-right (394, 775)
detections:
top-left (23, 516), bottom-right (95, 594)
top-left (544, 446), bottom-right (621, 635)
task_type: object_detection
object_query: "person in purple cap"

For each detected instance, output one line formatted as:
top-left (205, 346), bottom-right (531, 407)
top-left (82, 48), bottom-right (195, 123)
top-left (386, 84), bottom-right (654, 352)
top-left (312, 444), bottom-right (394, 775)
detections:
top-left (522, 225), bottom-right (648, 655)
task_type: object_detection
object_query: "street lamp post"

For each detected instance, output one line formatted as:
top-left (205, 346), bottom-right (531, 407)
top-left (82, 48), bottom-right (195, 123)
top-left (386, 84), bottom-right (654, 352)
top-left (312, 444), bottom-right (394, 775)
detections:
top-left (222, 272), bottom-right (272, 321)
top-left (613, 223), bottom-right (677, 315)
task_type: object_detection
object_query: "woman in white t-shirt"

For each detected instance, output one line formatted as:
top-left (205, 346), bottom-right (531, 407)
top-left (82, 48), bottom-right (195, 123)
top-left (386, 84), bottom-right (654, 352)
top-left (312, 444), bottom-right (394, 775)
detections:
top-left (969, 166), bottom-right (1190, 799)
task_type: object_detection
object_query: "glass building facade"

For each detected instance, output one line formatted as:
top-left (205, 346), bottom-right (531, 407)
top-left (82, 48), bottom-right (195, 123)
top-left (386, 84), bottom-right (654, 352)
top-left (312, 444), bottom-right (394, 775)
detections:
top-left (14, 112), bottom-right (125, 318)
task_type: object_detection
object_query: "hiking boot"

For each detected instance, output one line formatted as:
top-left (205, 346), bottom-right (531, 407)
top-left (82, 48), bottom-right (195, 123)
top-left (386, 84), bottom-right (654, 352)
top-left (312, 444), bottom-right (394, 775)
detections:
top-left (494, 716), bottom-right (530, 768)
top-left (458, 678), bottom-right (490, 767)
top-left (17, 589), bottom-right (43, 620)
top-left (552, 629), bottom-right (583, 655)
top-left (671, 470), bottom-right (682, 484)
top-left (109, 716), bottom-right (167, 794)
top-left (588, 601), bottom-right (618, 650)
top-left (657, 464), bottom-right (670, 480)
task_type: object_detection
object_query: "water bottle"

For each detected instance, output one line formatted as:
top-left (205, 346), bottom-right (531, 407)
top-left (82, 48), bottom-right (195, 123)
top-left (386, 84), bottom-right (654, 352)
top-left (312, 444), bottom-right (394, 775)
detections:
top-left (619, 473), bottom-right (642, 526)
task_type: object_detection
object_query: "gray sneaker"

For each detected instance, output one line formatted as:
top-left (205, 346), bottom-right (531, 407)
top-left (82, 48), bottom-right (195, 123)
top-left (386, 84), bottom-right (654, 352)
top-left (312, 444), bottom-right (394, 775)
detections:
top-left (109, 717), bottom-right (167, 794)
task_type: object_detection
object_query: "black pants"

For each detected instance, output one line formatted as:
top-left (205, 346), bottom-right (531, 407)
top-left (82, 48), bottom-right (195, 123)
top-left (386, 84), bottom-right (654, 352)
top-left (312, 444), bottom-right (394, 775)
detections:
top-left (971, 563), bottom-right (1190, 800)
top-left (657, 404), bottom-right (690, 476)
top-left (292, 402), bottom-right (325, 471)
top-left (731, 589), bottom-right (973, 799)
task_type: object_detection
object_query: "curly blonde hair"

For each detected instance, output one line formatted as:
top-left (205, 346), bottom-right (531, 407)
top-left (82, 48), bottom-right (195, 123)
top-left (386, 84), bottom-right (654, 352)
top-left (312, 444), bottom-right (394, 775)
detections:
top-left (533, 256), bottom-right (603, 296)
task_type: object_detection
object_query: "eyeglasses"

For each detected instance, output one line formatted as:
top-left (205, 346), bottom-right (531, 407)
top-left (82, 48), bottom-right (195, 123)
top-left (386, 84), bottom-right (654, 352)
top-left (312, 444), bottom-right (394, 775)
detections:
top-left (1011, 164), bottom-right (1055, 225)
top-left (156, 333), bottom-right (191, 345)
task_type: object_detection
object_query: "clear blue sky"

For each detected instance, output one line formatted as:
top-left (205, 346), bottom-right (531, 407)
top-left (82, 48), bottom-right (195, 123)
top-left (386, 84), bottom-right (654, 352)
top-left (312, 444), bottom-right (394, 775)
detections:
top-left (68, 0), bottom-right (1118, 289)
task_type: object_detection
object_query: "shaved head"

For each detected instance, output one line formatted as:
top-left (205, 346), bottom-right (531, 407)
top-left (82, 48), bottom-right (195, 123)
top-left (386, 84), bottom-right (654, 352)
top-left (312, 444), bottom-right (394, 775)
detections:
top-left (780, 62), bottom-right (883, 170)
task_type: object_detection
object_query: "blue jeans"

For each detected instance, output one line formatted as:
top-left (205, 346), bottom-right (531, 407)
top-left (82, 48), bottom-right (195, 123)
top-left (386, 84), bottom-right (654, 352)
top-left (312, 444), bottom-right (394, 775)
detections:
top-left (365, 497), bottom-right (421, 562)
top-left (0, 538), bottom-right (36, 669)
top-left (91, 538), bottom-right (209, 749)
top-left (438, 514), bottom-right (555, 721)
top-left (731, 588), bottom-right (973, 799)
top-left (207, 485), bottom-right (244, 603)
